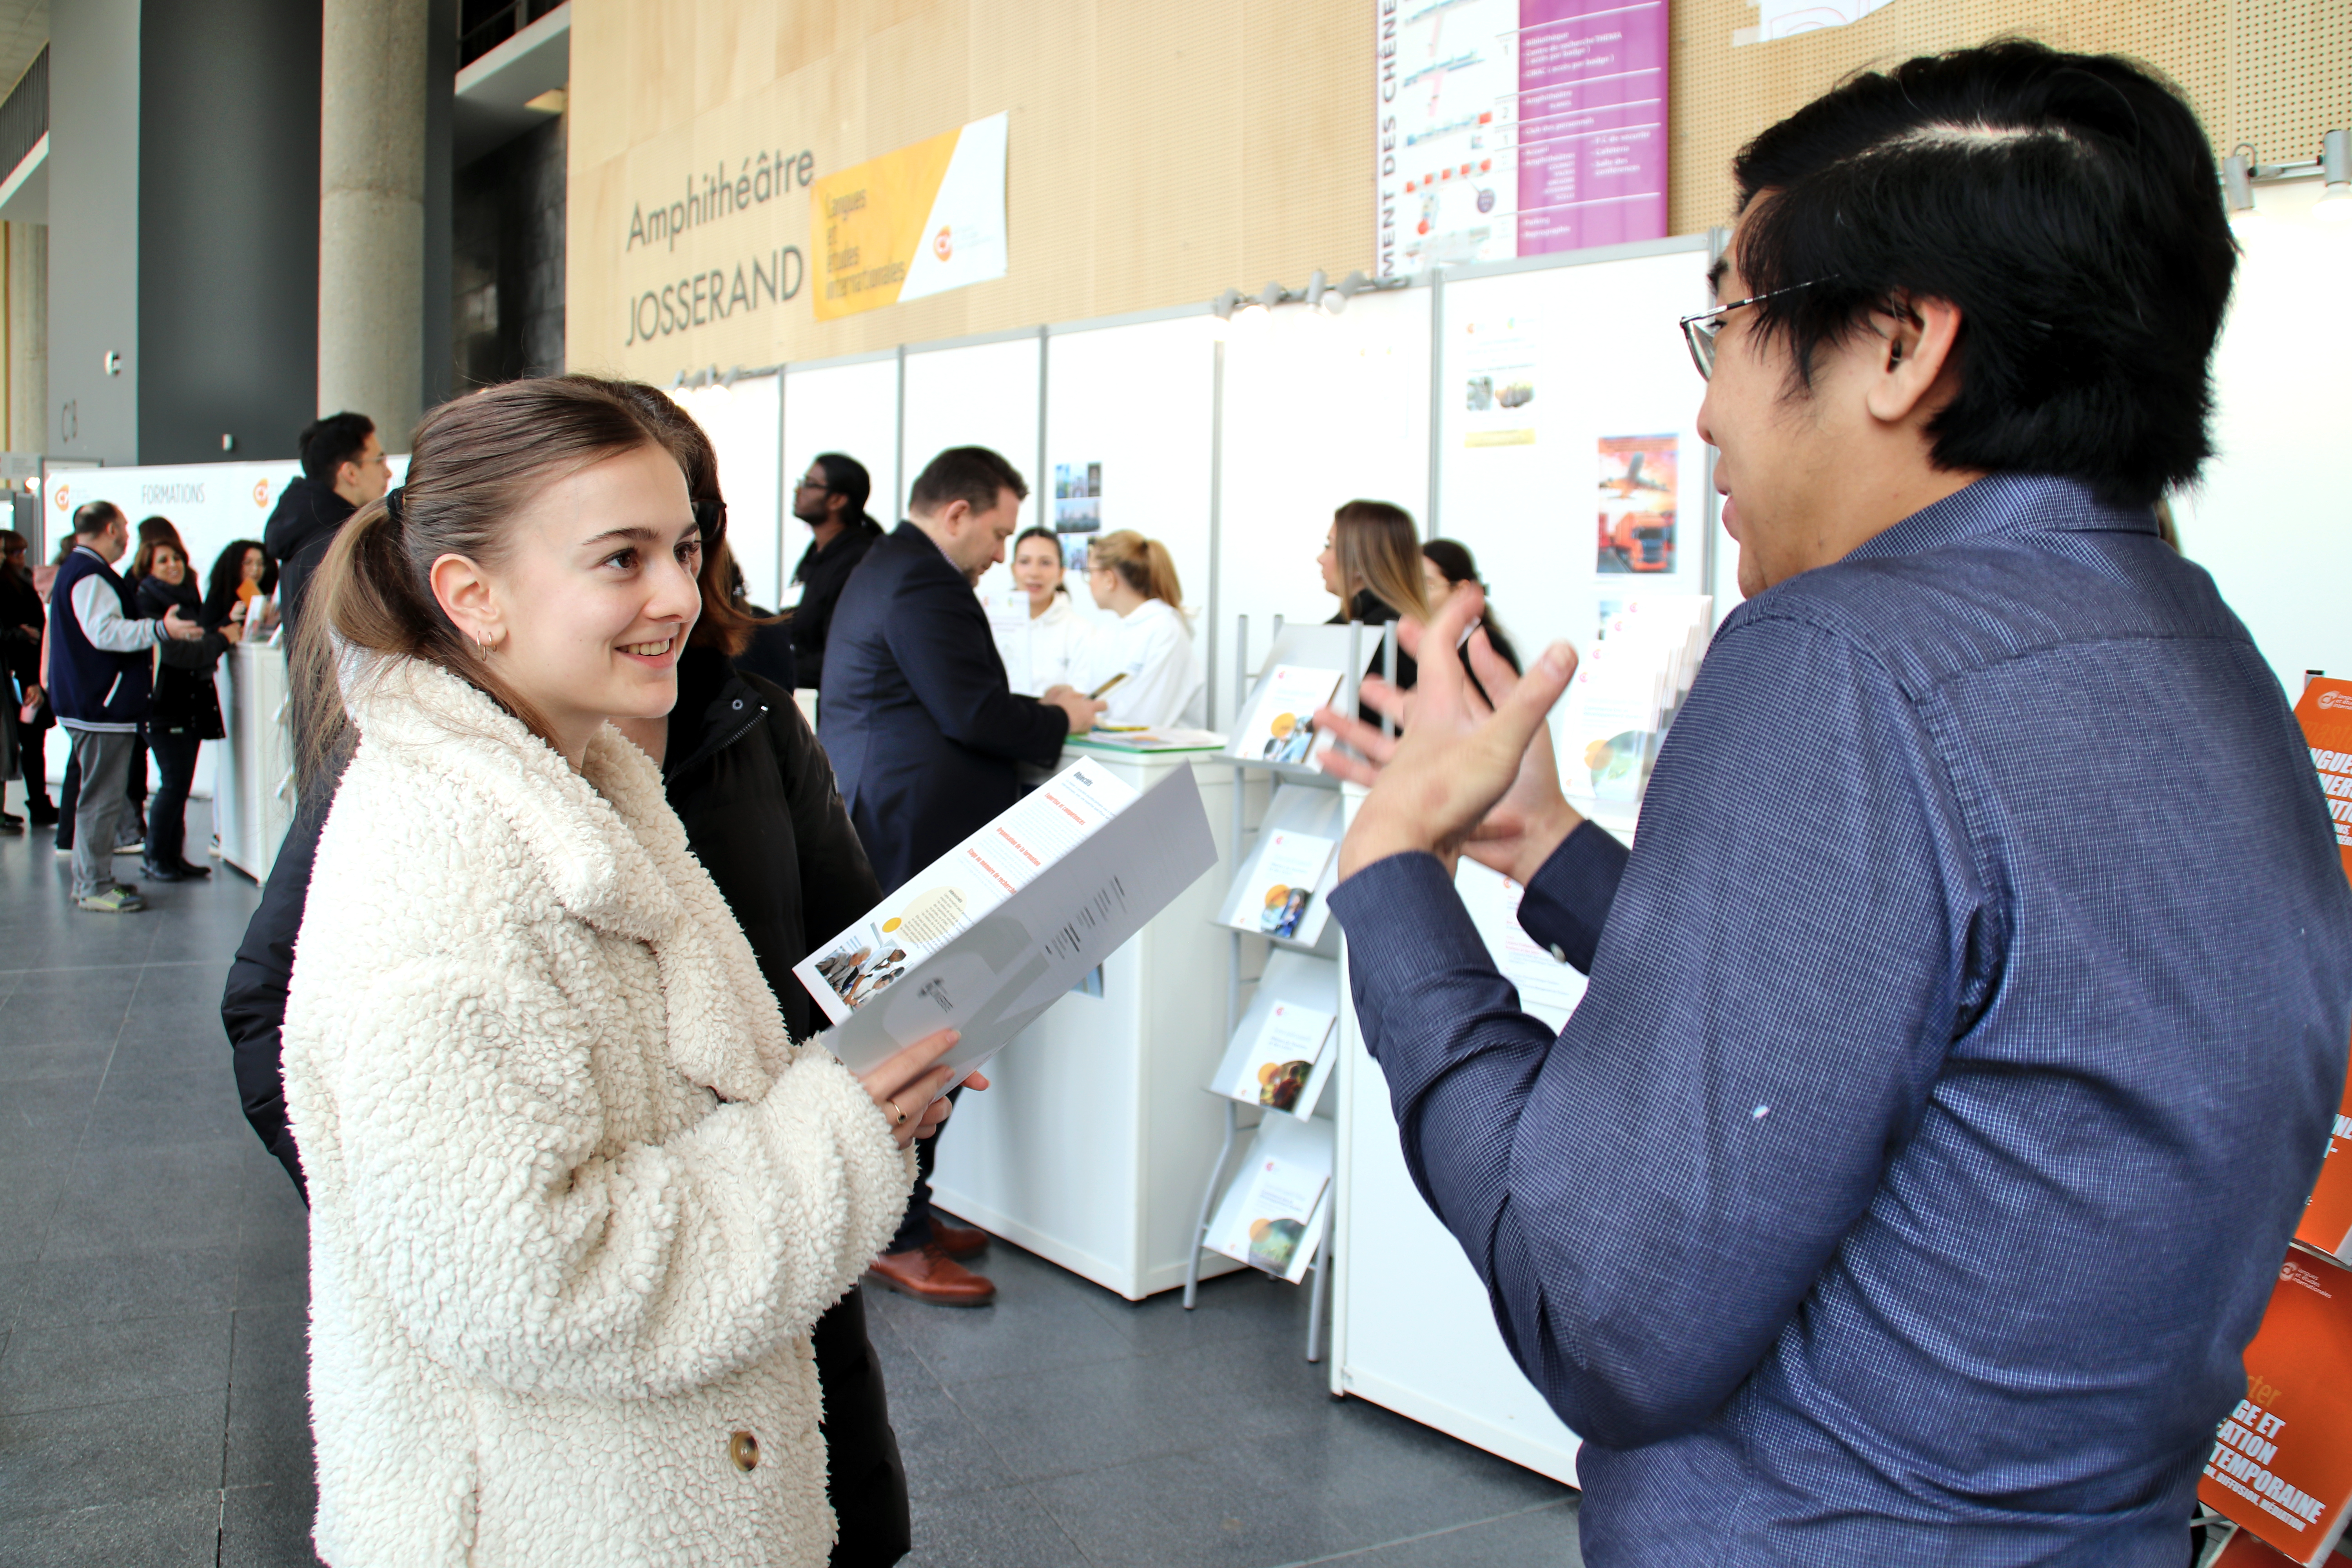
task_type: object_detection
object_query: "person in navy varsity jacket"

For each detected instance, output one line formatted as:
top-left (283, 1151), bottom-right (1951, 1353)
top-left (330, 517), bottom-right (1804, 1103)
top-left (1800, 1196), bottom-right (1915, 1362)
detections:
top-left (48, 500), bottom-right (203, 912)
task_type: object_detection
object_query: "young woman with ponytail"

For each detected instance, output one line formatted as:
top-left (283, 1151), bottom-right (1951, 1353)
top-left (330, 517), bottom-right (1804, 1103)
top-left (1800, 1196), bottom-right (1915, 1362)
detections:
top-left (1082, 528), bottom-right (1205, 730)
top-left (277, 376), bottom-right (976, 1567)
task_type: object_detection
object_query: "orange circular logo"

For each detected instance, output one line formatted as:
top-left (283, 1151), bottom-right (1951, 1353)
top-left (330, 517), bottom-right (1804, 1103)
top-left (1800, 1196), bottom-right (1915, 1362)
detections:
top-left (252, 479), bottom-right (270, 506)
top-left (50, 483), bottom-right (68, 510)
top-left (933, 227), bottom-right (953, 261)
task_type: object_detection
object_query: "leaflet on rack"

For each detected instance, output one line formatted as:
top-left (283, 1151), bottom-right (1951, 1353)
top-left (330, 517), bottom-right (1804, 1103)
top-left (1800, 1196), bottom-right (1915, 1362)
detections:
top-left (1207, 1116), bottom-right (1334, 1283)
top-left (796, 759), bottom-right (1218, 1086)
top-left (1223, 999), bottom-right (1338, 1118)
top-left (1231, 664), bottom-right (1345, 764)
top-left (1228, 828), bottom-right (1335, 943)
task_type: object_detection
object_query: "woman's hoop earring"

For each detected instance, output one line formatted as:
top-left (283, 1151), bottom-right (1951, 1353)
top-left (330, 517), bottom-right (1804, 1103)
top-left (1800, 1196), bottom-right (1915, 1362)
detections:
top-left (473, 630), bottom-right (495, 660)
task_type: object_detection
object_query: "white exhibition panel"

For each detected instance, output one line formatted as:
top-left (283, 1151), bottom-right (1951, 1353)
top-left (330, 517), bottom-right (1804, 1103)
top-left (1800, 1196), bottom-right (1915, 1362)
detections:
top-left (1334, 971), bottom-right (1584, 1485)
top-left (781, 355), bottom-right (901, 601)
top-left (1214, 288), bottom-right (1432, 729)
top-left (1435, 243), bottom-right (1713, 724)
top-left (901, 334), bottom-right (1043, 603)
top-left (669, 376), bottom-right (785, 609)
top-left (1042, 314), bottom-right (1220, 653)
top-left (2173, 179), bottom-right (2352, 692)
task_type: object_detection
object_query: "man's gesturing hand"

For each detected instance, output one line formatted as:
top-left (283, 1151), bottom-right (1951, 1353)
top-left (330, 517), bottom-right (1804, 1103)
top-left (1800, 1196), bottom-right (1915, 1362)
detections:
top-left (1313, 583), bottom-right (1585, 885)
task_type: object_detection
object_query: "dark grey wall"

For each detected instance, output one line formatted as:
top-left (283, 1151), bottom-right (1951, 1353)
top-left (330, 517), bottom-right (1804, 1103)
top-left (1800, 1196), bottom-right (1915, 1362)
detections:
top-left (49, 0), bottom-right (142, 465)
top-left (422, 0), bottom-right (455, 412)
top-left (134, 0), bottom-right (319, 464)
top-left (452, 111), bottom-right (565, 390)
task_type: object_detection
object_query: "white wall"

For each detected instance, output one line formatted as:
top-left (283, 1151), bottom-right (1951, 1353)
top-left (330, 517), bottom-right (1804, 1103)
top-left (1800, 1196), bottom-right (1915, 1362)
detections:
top-left (902, 335), bottom-right (1043, 603)
top-left (1043, 314), bottom-right (1220, 650)
top-left (2173, 178), bottom-right (2352, 694)
top-left (669, 376), bottom-right (785, 607)
top-left (1214, 289), bottom-right (1433, 728)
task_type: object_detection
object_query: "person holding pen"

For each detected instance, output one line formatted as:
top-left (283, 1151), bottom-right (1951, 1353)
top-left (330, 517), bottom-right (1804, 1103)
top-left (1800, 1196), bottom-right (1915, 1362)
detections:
top-left (1083, 529), bottom-right (1204, 731)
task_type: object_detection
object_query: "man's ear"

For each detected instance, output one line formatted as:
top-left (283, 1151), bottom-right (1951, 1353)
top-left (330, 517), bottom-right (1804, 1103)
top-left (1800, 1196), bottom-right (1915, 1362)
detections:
top-left (934, 497), bottom-right (973, 534)
top-left (336, 460), bottom-right (361, 494)
top-left (428, 552), bottom-right (501, 648)
top-left (1865, 294), bottom-right (1963, 426)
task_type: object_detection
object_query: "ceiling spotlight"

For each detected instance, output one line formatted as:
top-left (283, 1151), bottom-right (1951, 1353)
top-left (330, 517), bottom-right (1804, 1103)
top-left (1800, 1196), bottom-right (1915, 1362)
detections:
top-left (2223, 147), bottom-right (2259, 230)
top-left (2318, 130), bottom-right (2352, 223)
top-left (1212, 287), bottom-right (1245, 320)
top-left (1259, 281), bottom-right (1288, 312)
top-left (1302, 270), bottom-right (1330, 312)
top-left (1321, 270), bottom-right (1372, 316)
top-left (669, 370), bottom-right (686, 389)
top-left (721, 365), bottom-right (741, 389)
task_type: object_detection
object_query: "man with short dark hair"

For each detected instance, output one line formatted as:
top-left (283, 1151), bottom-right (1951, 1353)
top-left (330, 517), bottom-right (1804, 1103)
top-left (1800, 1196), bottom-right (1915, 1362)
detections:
top-left (820, 445), bottom-right (1106, 1305)
top-left (786, 451), bottom-right (882, 693)
top-left (1317, 44), bottom-right (2352, 1564)
top-left (49, 500), bottom-right (203, 912)
top-left (266, 411), bottom-right (389, 639)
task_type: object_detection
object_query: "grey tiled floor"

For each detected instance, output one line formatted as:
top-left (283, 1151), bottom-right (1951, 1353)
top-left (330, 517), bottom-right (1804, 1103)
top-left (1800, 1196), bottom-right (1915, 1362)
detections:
top-left (0, 788), bottom-right (1581, 1566)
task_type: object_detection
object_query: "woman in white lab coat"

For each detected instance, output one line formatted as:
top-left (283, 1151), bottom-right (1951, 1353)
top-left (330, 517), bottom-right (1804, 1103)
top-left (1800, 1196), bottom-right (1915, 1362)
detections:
top-left (1084, 530), bottom-right (1205, 731)
top-left (989, 526), bottom-right (1094, 696)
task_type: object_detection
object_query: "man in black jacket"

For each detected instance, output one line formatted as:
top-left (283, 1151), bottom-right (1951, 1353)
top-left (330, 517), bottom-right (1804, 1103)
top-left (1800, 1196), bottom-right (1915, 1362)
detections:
top-left (786, 451), bottom-right (882, 693)
top-left (264, 411), bottom-right (389, 639)
top-left (818, 446), bottom-right (1103, 1305)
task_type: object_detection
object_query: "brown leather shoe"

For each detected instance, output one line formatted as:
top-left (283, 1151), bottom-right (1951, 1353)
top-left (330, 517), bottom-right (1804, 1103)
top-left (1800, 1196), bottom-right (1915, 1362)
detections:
top-left (931, 1217), bottom-right (991, 1259)
top-left (867, 1242), bottom-right (997, 1307)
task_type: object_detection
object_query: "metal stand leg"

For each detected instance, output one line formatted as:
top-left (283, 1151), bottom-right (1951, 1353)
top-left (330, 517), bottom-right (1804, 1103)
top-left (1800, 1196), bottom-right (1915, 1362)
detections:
top-left (1183, 1100), bottom-right (1240, 1309)
top-left (1305, 1229), bottom-right (1332, 1362)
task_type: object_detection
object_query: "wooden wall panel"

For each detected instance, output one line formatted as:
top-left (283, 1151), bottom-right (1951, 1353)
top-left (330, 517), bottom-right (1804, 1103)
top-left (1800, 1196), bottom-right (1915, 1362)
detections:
top-left (566, 0), bottom-right (2350, 381)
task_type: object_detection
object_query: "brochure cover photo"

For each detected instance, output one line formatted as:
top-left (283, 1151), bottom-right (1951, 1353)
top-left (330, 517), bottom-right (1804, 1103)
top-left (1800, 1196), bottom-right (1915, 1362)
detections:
top-left (1231, 664), bottom-right (1344, 764)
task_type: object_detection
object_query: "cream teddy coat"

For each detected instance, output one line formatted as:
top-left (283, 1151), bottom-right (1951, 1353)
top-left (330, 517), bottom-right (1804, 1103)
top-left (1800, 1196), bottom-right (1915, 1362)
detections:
top-left (281, 656), bottom-right (914, 1567)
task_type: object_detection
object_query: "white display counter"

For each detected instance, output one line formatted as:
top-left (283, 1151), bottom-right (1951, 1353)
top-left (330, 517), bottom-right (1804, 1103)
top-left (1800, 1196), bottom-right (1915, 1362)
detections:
top-left (928, 742), bottom-right (1244, 1300)
top-left (214, 639), bottom-right (295, 882)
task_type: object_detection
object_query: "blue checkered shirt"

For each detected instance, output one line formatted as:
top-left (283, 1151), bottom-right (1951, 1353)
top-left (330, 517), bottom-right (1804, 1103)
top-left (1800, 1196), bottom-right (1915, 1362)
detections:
top-left (1330, 474), bottom-right (2352, 1565)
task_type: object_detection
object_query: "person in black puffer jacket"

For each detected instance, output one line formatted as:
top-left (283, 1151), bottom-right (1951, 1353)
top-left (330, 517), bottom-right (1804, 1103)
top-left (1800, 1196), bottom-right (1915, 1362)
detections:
top-left (133, 539), bottom-right (236, 882)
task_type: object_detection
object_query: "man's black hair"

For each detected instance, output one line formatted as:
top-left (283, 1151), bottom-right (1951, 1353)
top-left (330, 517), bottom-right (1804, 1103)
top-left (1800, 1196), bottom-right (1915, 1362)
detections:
top-left (298, 411), bottom-right (377, 486)
top-left (1729, 41), bottom-right (2235, 508)
top-left (71, 499), bottom-right (123, 537)
top-left (909, 446), bottom-right (1028, 519)
top-left (813, 452), bottom-right (878, 530)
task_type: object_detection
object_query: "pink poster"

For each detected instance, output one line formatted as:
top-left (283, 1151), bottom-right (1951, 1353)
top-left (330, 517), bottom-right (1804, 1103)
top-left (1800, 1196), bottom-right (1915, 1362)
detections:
top-left (1375, 0), bottom-right (1668, 274)
top-left (1514, 0), bottom-right (1670, 255)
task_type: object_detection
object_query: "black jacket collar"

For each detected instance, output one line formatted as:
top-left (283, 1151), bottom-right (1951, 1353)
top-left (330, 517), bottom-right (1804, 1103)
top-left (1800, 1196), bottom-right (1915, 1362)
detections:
top-left (664, 644), bottom-right (769, 781)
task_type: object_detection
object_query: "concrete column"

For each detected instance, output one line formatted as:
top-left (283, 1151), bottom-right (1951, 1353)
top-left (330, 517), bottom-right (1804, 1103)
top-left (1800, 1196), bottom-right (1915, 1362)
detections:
top-left (318, 0), bottom-right (428, 445)
top-left (8, 221), bottom-right (44, 454)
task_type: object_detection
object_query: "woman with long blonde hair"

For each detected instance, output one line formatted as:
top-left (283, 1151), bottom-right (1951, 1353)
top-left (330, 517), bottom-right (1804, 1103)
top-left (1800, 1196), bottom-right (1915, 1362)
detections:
top-left (1317, 499), bottom-right (1428, 695)
top-left (1084, 528), bottom-right (1205, 730)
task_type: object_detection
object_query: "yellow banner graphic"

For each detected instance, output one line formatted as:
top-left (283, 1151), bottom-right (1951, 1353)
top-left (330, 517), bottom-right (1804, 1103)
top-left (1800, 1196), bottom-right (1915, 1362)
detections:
top-left (811, 113), bottom-right (1009, 321)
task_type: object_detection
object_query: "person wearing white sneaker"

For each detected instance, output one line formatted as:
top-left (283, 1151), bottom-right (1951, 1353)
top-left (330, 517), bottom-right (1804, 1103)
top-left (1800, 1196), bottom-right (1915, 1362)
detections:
top-left (44, 500), bottom-right (203, 912)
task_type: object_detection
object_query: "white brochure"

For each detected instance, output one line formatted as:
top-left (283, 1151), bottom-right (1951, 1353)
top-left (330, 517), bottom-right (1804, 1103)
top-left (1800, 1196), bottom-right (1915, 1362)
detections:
top-left (1223, 999), bottom-right (1338, 1117)
top-left (1230, 664), bottom-right (1345, 764)
top-left (1453, 859), bottom-right (1590, 1033)
top-left (798, 760), bottom-right (1218, 1089)
top-left (1229, 828), bottom-right (1335, 943)
top-left (1208, 1115), bottom-right (1335, 1283)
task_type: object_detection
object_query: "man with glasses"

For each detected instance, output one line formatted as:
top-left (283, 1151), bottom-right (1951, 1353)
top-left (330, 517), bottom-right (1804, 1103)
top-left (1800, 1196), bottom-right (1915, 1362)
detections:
top-left (788, 452), bottom-right (883, 693)
top-left (1313, 42), bottom-right (2352, 1566)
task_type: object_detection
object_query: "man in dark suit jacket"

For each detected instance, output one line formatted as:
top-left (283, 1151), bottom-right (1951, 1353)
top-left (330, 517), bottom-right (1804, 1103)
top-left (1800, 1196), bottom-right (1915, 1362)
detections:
top-left (820, 445), bottom-right (1103, 1305)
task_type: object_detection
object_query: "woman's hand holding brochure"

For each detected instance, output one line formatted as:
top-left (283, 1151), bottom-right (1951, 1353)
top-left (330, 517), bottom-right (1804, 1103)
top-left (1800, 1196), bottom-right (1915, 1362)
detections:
top-left (1313, 583), bottom-right (1584, 885)
top-left (854, 1026), bottom-right (990, 1149)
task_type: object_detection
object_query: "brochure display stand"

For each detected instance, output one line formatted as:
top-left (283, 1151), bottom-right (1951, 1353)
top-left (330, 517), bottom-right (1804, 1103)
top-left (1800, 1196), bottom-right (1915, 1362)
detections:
top-left (924, 742), bottom-right (1241, 1301)
top-left (215, 638), bottom-right (294, 882)
top-left (1180, 618), bottom-right (1390, 1361)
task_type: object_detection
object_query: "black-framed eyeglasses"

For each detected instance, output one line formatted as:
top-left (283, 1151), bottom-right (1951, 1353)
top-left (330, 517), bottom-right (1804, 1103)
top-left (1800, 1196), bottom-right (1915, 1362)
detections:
top-left (1679, 279), bottom-right (1827, 381)
top-left (692, 497), bottom-right (727, 546)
